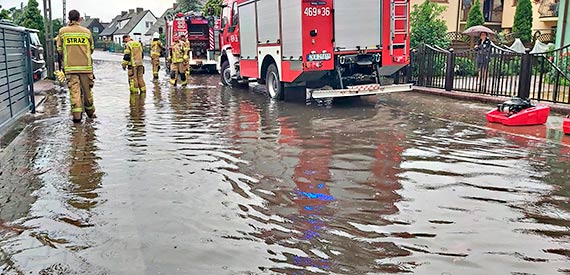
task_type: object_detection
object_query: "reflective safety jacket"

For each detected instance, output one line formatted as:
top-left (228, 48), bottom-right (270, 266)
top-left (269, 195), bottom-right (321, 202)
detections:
top-left (56, 22), bottom-right (94, 73)
top-left (151, 40), bottom-right (163, 57)
top-left (170, 41), bottom-right (186, 63)
top-left (181, 40), bottom-right (190, 56)
top-left (122, 40), bottom-right (144, 67)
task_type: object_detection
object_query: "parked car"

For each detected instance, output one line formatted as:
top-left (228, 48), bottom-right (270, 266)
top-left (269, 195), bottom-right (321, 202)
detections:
top-left (0, 20), bottom-right (46, 82)
top-left (28, 31), bottom-right (46, 81)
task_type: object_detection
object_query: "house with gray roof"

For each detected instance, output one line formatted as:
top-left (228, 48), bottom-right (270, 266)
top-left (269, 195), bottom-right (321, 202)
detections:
top-left (99, 14), bottom-right (123, 41)
top-left (112, 8), bottom-right (157, 46)
top-left (145, 4), bottom-right (178, 41)
top-left (80, 16), bottom-right (106, 39)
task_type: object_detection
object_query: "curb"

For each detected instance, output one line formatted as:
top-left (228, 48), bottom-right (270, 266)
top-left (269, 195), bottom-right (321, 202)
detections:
top-left (413, 86), bottom-right (570, 115)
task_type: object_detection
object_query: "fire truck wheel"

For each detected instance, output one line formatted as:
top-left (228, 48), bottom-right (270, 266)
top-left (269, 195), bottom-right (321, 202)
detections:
top-left (266, 64), bottom-right (283, 100)
top-left (221, 60), bottom-right (234, 87)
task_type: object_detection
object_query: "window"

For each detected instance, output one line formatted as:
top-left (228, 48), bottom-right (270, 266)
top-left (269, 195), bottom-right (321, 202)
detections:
top-left (93, 27), bottom-right (99, 33)
top-left (158, 27), bottom-right (164, 34)
top-left (231, 1), bottom-right (239, 27)
top-left (146, 21), bottom-right (153, 29)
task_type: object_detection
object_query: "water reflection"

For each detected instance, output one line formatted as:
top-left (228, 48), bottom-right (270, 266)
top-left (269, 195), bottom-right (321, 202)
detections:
top-left (67, 123), bottom-right (104, 211)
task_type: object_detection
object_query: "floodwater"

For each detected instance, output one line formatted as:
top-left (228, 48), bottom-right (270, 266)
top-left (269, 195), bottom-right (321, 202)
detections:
top-left (0, 51), bottom-right (569, 275)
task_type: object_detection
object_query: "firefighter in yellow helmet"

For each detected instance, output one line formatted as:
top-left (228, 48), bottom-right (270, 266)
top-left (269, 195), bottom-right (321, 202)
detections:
top-left (168, 36), bottom-right (188, 87)
top-left (56, 9), bottom-right (95, 123)
top-left (180, 34), bottom-right (191, 79)
top-left (121, 35), bottom-right (146, 94)
top-left (150, 32), bottom-right (163, 79)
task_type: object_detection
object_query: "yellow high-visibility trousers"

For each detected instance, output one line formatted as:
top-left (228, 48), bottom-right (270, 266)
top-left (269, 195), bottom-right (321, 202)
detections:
top-left (128, 65), bottom-right (146, 93)
top-left (67, 73), bottom-right (95, 120)
top-left (151, 56), bottom-right (160, 79)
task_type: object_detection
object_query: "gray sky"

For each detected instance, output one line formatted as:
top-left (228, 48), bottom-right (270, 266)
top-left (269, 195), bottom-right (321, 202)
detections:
top-left (2, 0), bottom-right (176, 22)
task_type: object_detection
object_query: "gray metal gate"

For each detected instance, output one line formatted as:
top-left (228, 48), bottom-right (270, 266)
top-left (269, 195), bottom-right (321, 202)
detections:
top-left (0, 23), bottom-right (36, 133)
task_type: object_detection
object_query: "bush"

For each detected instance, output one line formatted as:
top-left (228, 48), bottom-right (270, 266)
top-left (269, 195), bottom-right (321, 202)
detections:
top-left (513, 0), bottom-right (533, 43)
top-left (546, 54), bottom-right (570, 86)
top-left (410, 0), bottom-right (450, 49)
top-left (454, 57), bottom-right (477, 76)
top-left (489, 57), bottom-right (521, 76)
top-left (466, 0), bottom-right (485, 29)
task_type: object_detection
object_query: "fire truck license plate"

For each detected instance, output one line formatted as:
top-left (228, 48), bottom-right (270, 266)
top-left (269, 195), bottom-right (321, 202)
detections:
top-left (307, 53), bottom-right (331, 61)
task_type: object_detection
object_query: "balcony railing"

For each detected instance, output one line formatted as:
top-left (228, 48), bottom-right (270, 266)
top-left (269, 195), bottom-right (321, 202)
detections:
top-left (539, 0), bottom-right (559, 18)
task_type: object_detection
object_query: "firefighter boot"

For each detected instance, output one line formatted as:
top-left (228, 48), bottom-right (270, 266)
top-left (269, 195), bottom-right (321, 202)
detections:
top-left (180, 72), bottom-right (187, 87)
top-left (72, 112), bottom-right (82, 123)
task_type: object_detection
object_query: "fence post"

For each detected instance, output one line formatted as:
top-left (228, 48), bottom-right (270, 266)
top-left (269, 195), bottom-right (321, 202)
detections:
top-left (518, 48), bottom-right (532, 99)
top-left (25, 32), bottom-right (36, 114)
top-left (407, 49), bottom-right (414, 84)
top-left (445, 48), bottom-right (455, 91)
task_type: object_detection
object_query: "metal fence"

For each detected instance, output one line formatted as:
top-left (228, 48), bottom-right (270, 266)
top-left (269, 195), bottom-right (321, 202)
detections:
top-left (410, 43), bottom-right (570, 104)
top-left (0, 23), bottom-right (36, 133)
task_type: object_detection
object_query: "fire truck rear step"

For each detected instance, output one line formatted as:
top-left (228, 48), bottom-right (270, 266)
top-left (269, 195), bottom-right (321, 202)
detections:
top-left (309, 83), bottom-right (412, 99)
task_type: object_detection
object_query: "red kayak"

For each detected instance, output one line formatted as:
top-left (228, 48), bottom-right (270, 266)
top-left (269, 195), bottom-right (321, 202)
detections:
top-left (486, 105), bottom-right (550, 126)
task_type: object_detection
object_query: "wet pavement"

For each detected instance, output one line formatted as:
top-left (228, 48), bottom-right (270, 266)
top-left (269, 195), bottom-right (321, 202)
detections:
top-left (0, 51), bottom-right (569, 274)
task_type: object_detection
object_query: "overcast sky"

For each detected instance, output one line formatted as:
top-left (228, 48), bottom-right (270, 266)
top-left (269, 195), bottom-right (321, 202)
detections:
top-left (2, 0), bottom-right (176, 22)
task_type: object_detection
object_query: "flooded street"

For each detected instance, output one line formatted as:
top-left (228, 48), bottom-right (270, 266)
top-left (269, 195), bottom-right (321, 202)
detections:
top-left (1, 51), bottom-right (569, 274)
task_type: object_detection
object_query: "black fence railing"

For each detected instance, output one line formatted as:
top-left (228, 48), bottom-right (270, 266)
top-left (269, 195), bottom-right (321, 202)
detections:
top-left (410, 43), bottom-right (570, 104)
top-left (530, 44), bottom-right (570, 103)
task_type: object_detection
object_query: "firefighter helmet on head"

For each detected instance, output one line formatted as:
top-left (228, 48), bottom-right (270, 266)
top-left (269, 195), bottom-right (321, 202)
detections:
top-left (153, 32), bottom-right (160, 39)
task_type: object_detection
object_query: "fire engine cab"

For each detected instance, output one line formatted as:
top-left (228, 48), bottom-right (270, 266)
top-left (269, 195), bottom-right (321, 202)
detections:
top-left (166, 12), bottom-right (220, 73)
top-left (218, 0), bottom-right (412, 100)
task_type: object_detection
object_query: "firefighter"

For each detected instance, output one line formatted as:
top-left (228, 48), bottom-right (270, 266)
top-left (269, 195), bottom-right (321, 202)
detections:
top-left (168, 36), bottom-right (188, 87)
top-left (121, 35), bottom-right (146, 94)
top-left (180, 34), bottom-right (191, 79)
top-left (150, 32), bottom-right (163, 79)
top-left (56, 9), bottom-right (95, 123)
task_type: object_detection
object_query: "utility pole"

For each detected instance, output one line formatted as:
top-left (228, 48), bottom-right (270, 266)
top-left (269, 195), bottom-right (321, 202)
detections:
top-left (62, 0), bottom-right (66, 25)
top-left (42, 0), bottom-right (55, 79)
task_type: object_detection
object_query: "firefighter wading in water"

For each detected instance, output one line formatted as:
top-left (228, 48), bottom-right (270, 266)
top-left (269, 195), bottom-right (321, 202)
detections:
top-left (169, 36), bottom-right (188, 86)
top-left (180, 34), bottom-right (191, 79)
top-left (56, 9), bottom-right (95, 123)
top-left (151, 32), bottom-right (163, 79)
top-left (122, 35), bottom-right (146, 93)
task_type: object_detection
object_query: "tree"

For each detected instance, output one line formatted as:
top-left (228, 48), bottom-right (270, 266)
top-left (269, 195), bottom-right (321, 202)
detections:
top-left (202, 0), bottom-right (223, 17)
top-left (0, 5), bottom-right (11, 20)
top-left (19, 0), bottom-right (45, 44)
top-left (10, 7), bottom-right (24, 24)
top-left (466, 0), bottom-right (485, 29)
top-left (52, 19), bottom-right (63, 34)
top-left (177, 0), bottom-right (202, 13)
top-left (513, 0), bottom-right (533, 43)
top-left (410, 0), bottom-right (450, 48)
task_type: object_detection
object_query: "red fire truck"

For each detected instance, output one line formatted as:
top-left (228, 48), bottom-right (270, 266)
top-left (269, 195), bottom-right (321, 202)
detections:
top-left (218, 0), bottom-right (412, 100)
top-left (166, 12), bottom-right (220, 73)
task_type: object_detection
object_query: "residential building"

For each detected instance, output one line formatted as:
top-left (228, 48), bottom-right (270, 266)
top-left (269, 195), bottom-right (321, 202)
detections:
top-left (100, 13), bottom-right (125, 41)
top-left (502, 0), bottom-right (558, 37)
top-left (113, 8), bottom-right (157, 45)
top-left (411, 0), bottom-right (559, 38)
top-left (80, 16), bottom-right (106, 39)
top-left (145, 3), bottom-right (178, 41)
